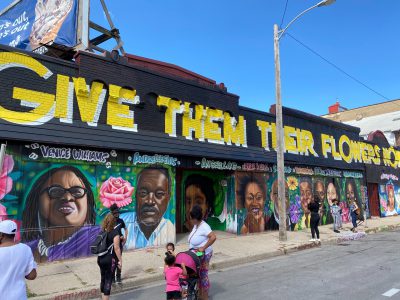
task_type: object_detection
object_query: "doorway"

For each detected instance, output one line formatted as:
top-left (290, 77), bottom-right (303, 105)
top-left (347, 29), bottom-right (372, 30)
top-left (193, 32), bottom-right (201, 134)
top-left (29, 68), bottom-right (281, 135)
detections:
top-left (367, 183), bottom-right (380, 217)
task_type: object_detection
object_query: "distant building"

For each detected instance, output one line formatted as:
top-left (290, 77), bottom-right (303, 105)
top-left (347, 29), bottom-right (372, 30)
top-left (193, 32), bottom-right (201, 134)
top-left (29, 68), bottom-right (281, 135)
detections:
top-left (322, 100), bottom-right (400, 146)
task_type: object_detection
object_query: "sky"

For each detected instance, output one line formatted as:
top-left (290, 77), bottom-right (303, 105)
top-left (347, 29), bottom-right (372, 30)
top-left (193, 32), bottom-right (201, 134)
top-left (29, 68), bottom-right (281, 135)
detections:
top-left (89, 0), bottom-right (400, 116)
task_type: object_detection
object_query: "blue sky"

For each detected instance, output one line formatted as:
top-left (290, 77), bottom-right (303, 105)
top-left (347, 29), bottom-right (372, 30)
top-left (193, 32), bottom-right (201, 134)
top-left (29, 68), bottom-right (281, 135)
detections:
top-left (90, 0), bottom-right (400, 116)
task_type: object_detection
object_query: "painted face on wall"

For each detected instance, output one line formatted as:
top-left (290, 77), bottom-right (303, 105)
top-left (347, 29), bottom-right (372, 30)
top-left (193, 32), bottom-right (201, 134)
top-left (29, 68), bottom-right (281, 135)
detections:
top-left (326, 182), bottom-right (338, 206)
top-left (185, 184), bottom-right (208, 231)
top-left (136, 169), bottom-right (170, 237)
top-left (270, 180), bottom-right (289, 217)
top-left (315, 181), bottom-right (325, 202)
top-left (244, 182), bottom-right (265, 221)
top-left (300, 180), bottom-right (313, 213)
top-left (39, 170), bottom-right (88, 227)
top-left (388, 187), bottom-right (395, 211)
top-left (346, 182), bottom-right (355, 202)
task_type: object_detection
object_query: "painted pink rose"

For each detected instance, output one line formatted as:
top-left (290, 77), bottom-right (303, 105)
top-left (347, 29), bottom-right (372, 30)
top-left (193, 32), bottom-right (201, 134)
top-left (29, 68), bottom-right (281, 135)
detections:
top-left (0, 155), bottom-right (14, 200)
top-left (100, 177), bottom-right (134, 208)
top-left (0, 203), bottom-right (6, 221)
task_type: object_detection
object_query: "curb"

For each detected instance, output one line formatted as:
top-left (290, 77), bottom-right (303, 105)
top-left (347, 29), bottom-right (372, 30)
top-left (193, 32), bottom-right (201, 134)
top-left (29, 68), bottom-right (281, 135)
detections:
top-left (30, 223), bottom-right (400, 300)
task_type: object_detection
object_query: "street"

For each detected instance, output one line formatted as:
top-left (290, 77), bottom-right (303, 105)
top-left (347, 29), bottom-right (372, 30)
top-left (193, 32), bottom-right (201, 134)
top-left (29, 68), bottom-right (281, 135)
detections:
top-left (111, 230), bottom-right (400, 300)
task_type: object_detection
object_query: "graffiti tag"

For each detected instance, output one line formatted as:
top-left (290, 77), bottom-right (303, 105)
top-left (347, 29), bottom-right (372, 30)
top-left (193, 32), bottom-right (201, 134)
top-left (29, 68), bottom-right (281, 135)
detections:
top-left (241, 162), bottom-right (272, 172)
top-left (380, 173), bottom-right (399, 181)
top-left (195, 158), bottom-right (240, 170)
top-left (130, 152), bottom-right (180, 166)
top-left (29, 144), bottom-right (111, 164)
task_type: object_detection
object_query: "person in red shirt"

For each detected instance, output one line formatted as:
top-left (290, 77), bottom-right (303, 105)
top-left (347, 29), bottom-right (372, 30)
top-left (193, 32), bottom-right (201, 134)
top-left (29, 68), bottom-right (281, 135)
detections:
top-left (164, 254), bottom-right (187, 300)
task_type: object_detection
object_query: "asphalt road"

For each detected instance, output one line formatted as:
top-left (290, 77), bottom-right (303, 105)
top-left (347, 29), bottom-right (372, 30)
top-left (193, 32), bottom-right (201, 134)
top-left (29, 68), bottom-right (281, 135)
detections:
top-left (110, 230), bottom-right (400, 300)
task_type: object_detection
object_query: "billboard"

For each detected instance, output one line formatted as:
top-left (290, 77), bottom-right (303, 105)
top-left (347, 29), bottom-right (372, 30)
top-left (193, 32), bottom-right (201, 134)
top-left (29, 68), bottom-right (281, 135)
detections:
top-left (0, 0), bottom-right (83, 51)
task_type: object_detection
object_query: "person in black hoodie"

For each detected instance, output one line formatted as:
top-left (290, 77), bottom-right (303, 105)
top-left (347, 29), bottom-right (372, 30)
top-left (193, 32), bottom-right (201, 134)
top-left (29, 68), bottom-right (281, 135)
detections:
top-left (308, 193), bottom-right (321, 242)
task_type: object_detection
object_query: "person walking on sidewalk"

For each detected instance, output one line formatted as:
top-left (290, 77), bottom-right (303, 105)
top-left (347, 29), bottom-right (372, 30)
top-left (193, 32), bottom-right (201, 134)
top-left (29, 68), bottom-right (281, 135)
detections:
top-left (330, 199), bottom-right (341, 233)
top-left (188, 205), bottom-right (217, 300)
top-left (110, 204), bottom-right (128, 284)
top-left (98, 213), bottom-right (122, 300)
top-left (0, 220), bottom-right (37, 300)
top-left (349, 199), bottom-right (359, 233)
top-left (308, 195), bottom-right (321, 242)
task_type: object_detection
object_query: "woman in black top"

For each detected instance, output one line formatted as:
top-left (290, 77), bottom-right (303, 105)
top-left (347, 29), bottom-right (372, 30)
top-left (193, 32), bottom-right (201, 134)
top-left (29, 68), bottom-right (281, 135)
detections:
top-left (98, 213), bottom-right (122, 300)
top-left (308, 194), bottom-right (321, 242)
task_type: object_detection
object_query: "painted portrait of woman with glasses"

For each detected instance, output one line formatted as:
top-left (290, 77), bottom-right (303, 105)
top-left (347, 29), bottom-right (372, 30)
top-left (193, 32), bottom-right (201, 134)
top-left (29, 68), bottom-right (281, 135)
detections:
top-left (22, 165), bottom-right (100, 262)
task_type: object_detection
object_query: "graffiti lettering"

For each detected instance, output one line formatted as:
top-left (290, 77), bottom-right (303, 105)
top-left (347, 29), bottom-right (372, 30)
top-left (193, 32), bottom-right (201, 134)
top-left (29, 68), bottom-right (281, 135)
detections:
top-left (131, 152), bottom-right (179, 166)
top-left (380, 173), bottom-right (399, 181)
top-left (71, 149), bottom-right (109, 163)
top-left (40, 145), bottom-right (71, 159)
top-left (293, 167), bottom-right (314, 176)
top-left (343, 171), bottom-right (363, 178)
top-left (315, 167), bottom-right (342, 177)
top-left (241, 162), bottom-right (272, 172)
top-left (196, 158), bottom-right (240, 170)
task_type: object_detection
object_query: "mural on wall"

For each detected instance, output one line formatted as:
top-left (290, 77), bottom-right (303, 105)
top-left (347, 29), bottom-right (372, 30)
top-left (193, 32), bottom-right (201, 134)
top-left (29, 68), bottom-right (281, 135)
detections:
top-left (181, 170), bottom-right (232, 233)
top-left (0, 143), bottom-right (177, 262)
top-left (235, 168), bottom-right (364, 234)
top-left (119, 164), bottom-right (176, 249)
top-left (379, 175), bottom-right (400, 217)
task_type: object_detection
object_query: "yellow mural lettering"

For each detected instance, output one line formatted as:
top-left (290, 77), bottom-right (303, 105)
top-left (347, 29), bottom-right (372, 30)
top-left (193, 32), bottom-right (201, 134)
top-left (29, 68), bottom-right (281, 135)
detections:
top-left (204, 107), bottom-right (224, 144)
top-left (107, 84), bottom-right (138, 132)
top-left (330, 136), bottom-right (342, 160)
top-left (157, 96), bottom-right (183, 137)
top-left (338, 135), bottom-right (351, 163)
top-left (0, 52), bottom-right (55, 125)
top-left (182, 102), bottom-right (204, 140)
top-left (350, 140), bottom-right (362, 163)
top-left (396, 150), bottom-right (400, 168)
top-left (5, 87), bottom-right (55, 125)
top-left (284, 126), bottom-right (298, 154)
top-left (257, 120), bottom-right (275, 150)
top-left (55, 74), bottom-right (74, 123)
top-left (224, 113), bottom-right (246, 147)
top-left (373, 145), bottom-right (381, 165)
top-left (72, 77), bottom-right (106, 126)
top-left (383, 147), bottom-right (397, 168)
top-left (295, 127), bottom-right (304, 154)
top-left (321, 134), bottom-right (331, 158)
top-left (301, 130), bottom-right (318, 157)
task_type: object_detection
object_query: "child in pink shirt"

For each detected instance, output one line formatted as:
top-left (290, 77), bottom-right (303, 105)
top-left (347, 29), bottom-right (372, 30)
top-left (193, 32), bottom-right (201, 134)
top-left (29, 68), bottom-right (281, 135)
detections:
top-left (164, 254), bottom-right (187, 300)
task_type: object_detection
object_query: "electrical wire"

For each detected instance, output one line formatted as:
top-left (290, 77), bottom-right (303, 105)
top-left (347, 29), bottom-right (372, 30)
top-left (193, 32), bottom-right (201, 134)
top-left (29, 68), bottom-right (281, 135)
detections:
top-left (285, 32), bottom-right (391, 102)
top-left (279, 0), bottom-right (290, 28)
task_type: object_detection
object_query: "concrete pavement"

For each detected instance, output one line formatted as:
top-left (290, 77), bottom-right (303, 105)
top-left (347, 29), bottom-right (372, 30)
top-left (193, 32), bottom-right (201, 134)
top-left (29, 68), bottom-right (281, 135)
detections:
top-left (113, 229), bottom-right (400, 300)
top-left (27, 216), bottom-right (400, 300)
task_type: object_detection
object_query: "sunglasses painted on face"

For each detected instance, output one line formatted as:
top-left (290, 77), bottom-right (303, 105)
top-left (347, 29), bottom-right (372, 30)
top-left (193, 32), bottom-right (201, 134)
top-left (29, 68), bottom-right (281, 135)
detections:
top-left (41, 185), bottom-right (87, 199)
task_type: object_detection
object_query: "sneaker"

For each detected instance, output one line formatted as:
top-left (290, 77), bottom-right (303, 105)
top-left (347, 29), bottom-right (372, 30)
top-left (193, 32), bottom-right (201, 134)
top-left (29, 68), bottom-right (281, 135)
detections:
top-left (116, 276), bottom-right (122, 284)
top-left (309, 238), bottom-right (316, 242)
top-left (316, 239), bottom-right (321, 242)
top-left (334, 230), bottom-right (340, 233)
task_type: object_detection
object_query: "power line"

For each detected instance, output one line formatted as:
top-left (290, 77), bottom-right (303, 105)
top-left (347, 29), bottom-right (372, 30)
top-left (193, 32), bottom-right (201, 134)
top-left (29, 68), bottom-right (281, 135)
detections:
top-left (285, 32), bottom-right (391, 102)
top-left (279, 0), bottom-right (290, 28)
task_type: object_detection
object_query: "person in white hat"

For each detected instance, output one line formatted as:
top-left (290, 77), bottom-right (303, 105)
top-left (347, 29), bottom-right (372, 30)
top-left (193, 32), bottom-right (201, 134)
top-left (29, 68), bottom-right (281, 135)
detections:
top-left (0, 220), bottom-right (37, 300)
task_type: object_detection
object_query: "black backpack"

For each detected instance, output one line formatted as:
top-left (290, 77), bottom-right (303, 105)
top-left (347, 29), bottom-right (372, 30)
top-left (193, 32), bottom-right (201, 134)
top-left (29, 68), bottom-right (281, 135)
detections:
top-left (91, 231), bottom-right (113, 256)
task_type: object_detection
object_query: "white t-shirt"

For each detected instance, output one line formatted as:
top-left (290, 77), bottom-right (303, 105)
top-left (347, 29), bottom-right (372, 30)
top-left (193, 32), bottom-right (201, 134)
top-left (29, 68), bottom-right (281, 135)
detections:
top-left (0, 243), bottom-right (37, 300)
top-left (188, 221), bottom-right (213, 255)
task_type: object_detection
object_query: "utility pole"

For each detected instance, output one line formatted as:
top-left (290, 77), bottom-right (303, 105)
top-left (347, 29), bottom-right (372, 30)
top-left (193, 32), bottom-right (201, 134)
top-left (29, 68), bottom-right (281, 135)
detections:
top-left (273, 24), bottom-right (287, 241)
top-left (272, 0), bottom-right (335, 242)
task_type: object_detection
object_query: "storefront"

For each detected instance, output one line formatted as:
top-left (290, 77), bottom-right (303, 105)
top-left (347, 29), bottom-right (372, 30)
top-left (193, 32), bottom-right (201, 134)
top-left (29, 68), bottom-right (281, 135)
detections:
top-left (0, 45), bottom-right (378, 262)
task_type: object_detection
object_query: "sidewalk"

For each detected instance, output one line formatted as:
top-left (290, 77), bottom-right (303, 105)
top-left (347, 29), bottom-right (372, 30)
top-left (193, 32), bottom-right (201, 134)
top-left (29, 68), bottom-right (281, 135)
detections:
top-left (27, 216), bottom-right (400, 300)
